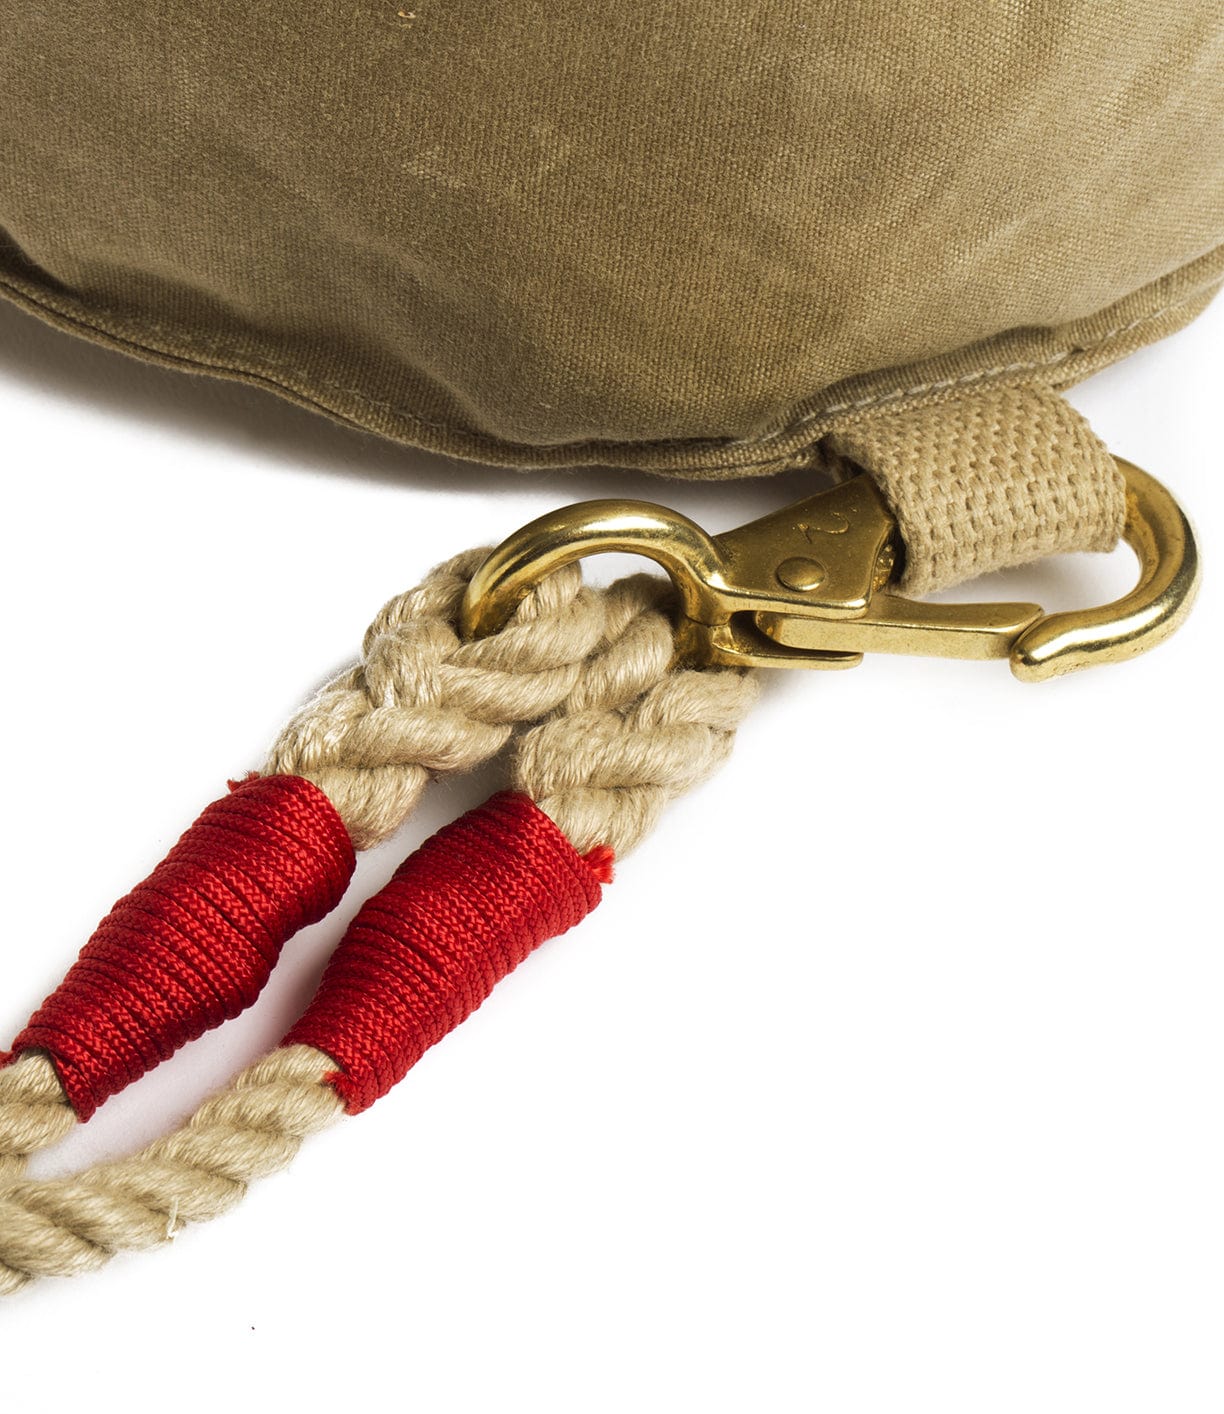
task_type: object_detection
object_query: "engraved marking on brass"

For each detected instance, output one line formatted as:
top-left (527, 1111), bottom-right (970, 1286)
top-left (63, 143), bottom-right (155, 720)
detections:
top-left (799, 512), bottom-right (851, 540)
top-left (460, 460), bottom-right (1198, 680)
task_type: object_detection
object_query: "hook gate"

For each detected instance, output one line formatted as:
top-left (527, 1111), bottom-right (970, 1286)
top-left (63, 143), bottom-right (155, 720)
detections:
top-left (460, 459), bottom-right (1199, 682)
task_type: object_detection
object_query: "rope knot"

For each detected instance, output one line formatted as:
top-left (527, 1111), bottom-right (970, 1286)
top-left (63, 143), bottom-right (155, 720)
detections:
top-left (265, 553), bottom-right (608, 849)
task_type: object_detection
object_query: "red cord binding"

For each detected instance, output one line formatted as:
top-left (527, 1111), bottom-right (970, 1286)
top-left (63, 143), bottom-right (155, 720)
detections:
top-left (284, 792), bottom-right (609, 1114)
top-left (2, 775), bottom-right (355, 1119)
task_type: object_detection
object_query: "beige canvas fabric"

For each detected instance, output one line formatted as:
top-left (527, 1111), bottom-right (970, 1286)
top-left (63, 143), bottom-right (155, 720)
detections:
top-left (1, 3), bottom-right (1220, 483)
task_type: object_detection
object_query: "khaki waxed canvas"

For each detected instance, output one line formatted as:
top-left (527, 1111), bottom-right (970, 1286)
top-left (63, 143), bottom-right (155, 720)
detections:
top-left (1, 2), bottom-right (1222, 478)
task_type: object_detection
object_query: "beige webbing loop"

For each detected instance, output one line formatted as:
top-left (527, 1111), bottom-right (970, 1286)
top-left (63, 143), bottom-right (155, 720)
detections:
top-left (822, 384), bottom-right (1127, 595)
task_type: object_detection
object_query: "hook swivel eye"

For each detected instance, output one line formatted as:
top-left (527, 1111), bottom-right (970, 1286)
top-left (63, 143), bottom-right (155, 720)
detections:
top-left (461, 459), bottom-right (1199, 682)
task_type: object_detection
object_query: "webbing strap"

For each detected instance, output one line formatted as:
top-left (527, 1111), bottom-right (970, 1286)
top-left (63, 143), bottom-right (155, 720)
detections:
top-left (823, 384), bottom-right (1126, 595)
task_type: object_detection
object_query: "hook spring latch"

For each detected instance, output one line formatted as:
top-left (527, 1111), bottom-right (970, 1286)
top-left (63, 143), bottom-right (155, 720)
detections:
top-left (461, 459), bottom-right (1198, 682)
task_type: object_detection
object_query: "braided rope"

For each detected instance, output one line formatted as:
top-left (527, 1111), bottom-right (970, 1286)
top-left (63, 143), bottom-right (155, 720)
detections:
top-left (0, 554), bottom-right (757, 1292)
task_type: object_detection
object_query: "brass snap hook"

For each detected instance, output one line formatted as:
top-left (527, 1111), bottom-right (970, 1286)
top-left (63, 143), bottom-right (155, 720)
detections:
top-left (460, 458), bottom-right (1198, 681)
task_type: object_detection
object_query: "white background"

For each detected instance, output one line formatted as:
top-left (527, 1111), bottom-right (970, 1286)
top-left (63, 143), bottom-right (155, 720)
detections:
top-left (0, 290), bottom-right (1220, 1412)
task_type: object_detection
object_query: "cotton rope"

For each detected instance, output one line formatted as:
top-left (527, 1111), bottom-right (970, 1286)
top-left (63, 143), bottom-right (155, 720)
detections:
top-left (0, 551), bottom-right (758, 1294)
top-left (0, 388), bottom-right (1130, 1293)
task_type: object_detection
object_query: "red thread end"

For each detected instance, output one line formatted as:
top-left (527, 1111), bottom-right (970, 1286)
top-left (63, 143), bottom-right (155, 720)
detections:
top-left (582, 845), bottom-right (616, 885)
top-left (6, 775), bottom-right (355, 1119)
top-left (284, 792), bottom-right (611, 1114)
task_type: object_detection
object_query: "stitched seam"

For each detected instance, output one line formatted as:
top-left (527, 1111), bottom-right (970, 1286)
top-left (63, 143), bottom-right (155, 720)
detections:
top-left (0, 282), bottom-right (463, 436)
top-left (768, 300), bottom-right (1199, 432)
top-left (1, 265), bottom-right (1217, 471)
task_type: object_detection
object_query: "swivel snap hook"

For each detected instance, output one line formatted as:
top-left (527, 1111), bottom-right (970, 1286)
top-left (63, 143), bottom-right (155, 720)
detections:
top-left (460, 459), bottom-right (1198, 681)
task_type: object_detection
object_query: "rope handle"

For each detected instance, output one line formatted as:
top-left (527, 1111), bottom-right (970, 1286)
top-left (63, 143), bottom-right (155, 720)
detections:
top-left (0, 549), bottom-right (758, 1294)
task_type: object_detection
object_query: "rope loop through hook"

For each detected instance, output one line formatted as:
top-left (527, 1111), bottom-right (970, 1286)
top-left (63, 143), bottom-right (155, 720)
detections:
top-left (0, 547), bottom-right (758, 1295)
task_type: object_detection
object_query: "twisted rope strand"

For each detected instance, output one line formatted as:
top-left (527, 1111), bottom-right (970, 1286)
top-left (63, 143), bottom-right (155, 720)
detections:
top-left (0, 1046), bottom-right (340, 1296)
top-left (0, 557), bottom-right (759, 1292)
top-left (265, 550), bottom-right (609, 850)
top-left (0, 552), bottom-right (604, 1179)
top-left (512, 575), bottom-right (759, 855)
top-left (0, 1055), bottom-right (74, 1187)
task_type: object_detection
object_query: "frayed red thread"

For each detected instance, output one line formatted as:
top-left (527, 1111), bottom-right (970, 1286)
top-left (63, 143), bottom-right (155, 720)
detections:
top-left (582, 844), bottom-right (616, 884)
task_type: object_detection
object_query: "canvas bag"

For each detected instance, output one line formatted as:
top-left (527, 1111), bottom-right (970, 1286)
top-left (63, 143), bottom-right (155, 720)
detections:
top-left (1, 2), bottom-right (1221, 492)
top-left (2, 1), bottom-right (1223, 1296)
